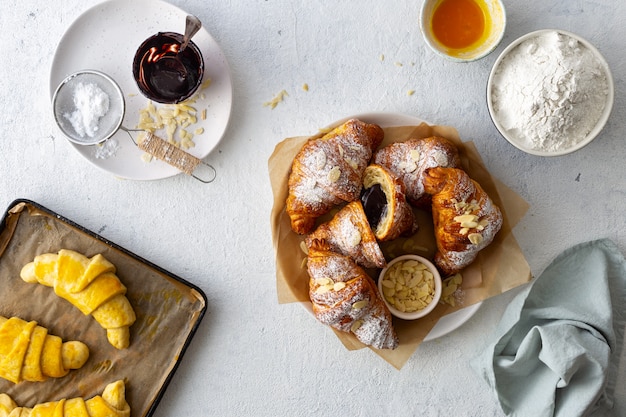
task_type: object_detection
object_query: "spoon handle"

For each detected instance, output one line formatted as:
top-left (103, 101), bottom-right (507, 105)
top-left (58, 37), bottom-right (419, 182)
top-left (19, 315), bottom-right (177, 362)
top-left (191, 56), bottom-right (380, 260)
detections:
top-left (179, 15), bottom-right (202, 53)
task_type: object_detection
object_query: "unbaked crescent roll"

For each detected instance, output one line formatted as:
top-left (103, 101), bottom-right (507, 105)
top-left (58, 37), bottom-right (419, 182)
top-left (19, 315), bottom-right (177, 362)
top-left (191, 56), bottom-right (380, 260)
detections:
top-left (20, 250), bottom-right (136, 350)
top-left (0, 316), bottom-right (89, 384)
top-left (0, 379), bottom-right (130, 417)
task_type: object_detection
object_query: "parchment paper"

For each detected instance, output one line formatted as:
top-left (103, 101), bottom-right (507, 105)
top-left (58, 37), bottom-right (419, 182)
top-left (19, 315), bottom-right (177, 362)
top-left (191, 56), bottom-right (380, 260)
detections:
top-left (0, 200), bottom-right (206, 416)
top-left (269, 120), bottom-right (532, 369)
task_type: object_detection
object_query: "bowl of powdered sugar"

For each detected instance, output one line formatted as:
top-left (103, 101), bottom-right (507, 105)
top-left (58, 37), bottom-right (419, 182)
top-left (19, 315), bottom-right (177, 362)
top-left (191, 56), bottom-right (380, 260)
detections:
top-left (487, 29), bottom-right (614, 156)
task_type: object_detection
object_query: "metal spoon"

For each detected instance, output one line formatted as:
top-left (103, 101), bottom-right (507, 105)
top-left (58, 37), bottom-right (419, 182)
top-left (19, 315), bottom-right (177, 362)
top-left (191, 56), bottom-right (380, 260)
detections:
top-left (179, 15), bottom-right (202, 53)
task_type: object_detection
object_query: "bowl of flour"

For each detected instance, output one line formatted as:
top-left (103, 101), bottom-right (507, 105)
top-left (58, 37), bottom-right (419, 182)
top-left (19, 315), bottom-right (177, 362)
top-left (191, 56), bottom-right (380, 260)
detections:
top-left (487, 29), bottom-right (613, 156)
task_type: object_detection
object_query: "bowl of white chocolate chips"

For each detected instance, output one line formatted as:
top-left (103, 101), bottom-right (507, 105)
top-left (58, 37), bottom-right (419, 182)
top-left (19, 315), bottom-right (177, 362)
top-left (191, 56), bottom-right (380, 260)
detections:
top-left (378, 254), bottom-right (442, 320)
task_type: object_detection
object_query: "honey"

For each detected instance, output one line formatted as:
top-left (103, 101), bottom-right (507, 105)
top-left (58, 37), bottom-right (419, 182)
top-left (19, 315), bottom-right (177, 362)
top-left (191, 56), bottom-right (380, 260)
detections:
top-left (431, 0), bottom-right (490, 52)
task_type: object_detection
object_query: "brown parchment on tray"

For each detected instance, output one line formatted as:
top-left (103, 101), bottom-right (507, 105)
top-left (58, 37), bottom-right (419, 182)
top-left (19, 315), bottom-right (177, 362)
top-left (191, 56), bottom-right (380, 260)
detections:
top-left (269, 118), bottom-right (532, 369)
top-left (0, 199), bottom-right (206, 416)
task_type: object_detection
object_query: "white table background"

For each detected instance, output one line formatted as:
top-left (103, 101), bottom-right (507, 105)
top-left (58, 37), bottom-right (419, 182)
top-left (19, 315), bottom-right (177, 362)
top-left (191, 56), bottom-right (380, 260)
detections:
top-left (1, 1), bottom-right (625, 416)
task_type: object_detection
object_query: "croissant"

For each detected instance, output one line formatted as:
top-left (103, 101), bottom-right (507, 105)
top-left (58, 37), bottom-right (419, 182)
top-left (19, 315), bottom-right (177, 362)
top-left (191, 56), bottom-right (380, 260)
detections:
top-left (423, 167), bottom-right (503, 276)
top-left (305, 201), bottom-right (386, 269)
top-left (307, 239), bottom-right (398, 350)
top-left (372, 136), bottom-right (461, 207)
top-left (0, 379), bottom-right (130, 417)
top-left (286, 119), bottom-right (384, 235)
top-left (20, 250), bottom-right (136, 350)
top-left (361, 164), bottom-right (417, 241)
top-left (0, 316), bottom-right (89, 384)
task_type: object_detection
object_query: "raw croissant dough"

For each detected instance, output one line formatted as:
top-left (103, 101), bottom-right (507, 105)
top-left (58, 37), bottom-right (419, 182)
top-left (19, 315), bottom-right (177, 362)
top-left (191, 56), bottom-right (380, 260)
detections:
top-left (286, 119), bottom-right (384, 235)
top-left (0, 316), bottom-right (89, 384)
top-left (307, 239), bottom-right (398, 350)
top-left (423, 167), bottom-right (503, 276)
top-left (0, 379), bottom-right (130, 417)
top-left (20, 250), bottom-right (136, 350)
top-left (305, 201), bottom-right (386, 269)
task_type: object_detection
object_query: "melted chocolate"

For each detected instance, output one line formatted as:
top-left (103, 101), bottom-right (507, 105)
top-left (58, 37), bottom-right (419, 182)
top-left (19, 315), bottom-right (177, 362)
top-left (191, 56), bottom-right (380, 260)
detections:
top-left (361, 184), bottom-right (387, 229)
top-left (133, 32), bottom-right (204, 104)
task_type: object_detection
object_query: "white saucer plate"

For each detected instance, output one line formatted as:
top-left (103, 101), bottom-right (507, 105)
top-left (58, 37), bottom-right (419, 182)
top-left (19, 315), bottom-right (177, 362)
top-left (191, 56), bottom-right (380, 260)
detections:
top-left (328, 112), bottom-right (483, 341)
top-left (49, 0), bottom-right (233, 180)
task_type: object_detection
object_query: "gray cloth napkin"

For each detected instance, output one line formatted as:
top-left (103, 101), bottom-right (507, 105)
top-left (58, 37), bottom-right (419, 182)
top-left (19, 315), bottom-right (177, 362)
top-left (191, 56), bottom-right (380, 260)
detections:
top-left (472, 239), bottom-right (626, 417)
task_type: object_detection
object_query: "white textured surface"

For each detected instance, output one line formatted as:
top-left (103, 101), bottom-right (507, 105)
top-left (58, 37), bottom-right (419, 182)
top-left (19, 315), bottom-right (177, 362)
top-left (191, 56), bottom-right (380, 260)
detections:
top-left (1, 1), bottom-right (625, 416)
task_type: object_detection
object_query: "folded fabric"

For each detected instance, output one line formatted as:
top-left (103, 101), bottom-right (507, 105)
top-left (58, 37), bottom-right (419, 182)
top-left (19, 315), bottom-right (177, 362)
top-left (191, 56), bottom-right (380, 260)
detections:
top-left (472, 239), bottom-right (626, 417)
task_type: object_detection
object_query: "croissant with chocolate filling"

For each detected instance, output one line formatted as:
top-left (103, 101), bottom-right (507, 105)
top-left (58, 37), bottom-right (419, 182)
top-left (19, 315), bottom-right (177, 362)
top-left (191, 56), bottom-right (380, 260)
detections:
top-left (0, 316), bottom-right (89, 384)
top-left (307, 238), bottom-right (398, 350)
top-left (20, 250), bottom-right (136, 350)
top-left (286, 119), bottom-right (384, 235)
top-left (423, 167), bottom-right (503, 276)
top-left (0, 379), bottom-right (130, 417)
top-left (372, 136), bottom-right (461, 207)
top-left (305, 200), bottom-right (386, 269)
top-left (361, 164), bottom-right (417, 241)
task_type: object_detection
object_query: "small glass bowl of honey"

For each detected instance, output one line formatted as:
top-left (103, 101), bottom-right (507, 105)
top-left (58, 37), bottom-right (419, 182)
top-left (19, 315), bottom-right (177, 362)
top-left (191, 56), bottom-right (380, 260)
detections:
top-left (420, 0), bottom-right (506, 62)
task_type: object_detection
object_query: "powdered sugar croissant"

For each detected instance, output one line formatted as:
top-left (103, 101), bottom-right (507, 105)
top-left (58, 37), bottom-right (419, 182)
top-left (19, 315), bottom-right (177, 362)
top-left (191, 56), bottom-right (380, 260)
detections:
top-left (307, 238), bottom-right (398, 350)
top-left (423, 167), bottom-right (503, 276)
top-left (20, 249), bottom-right (136, 349)
top-left (286, 119), bottom-right (384, 234)
top-left (0, 316), bottom-right (89, 384)
top-left (372, 136), bottom-right (461, 207)
top-left (305, 200), bottom-right (386, 269)
top-left (0, 379), bottom-right (130, 417)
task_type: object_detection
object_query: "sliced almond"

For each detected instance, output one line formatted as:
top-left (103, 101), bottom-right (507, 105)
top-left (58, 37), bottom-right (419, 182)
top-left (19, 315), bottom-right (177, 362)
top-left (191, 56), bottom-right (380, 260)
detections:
top-left (350, 320), bottom-right (363, 333)
top-left (352, 300), bottom-right (368, 310)
top-left (327, 166), bottom-right (341, 182)
top-left (468, 233), bottom-right (484, 245)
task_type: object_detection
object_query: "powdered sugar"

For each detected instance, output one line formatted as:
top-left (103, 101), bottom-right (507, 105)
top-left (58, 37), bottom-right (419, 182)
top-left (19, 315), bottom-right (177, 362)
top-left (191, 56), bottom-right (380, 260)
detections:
top-left (490, 31), bottom-right (610, 152)
top-left (64, 81), bottom-right (110, 139)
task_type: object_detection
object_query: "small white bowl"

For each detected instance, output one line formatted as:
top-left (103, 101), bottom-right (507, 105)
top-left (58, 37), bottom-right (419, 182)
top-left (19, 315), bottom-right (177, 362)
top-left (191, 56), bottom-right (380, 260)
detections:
top-left (420, 0), bottom-right (506, 62)
top-left (487, 29), bottom-right (614, 156)
top-left (378, 255), bottom-right (442, 320)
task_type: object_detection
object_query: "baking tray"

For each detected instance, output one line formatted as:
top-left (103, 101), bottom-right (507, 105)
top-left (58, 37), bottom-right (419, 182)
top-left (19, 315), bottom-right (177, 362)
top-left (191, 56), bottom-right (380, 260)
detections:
top-left (0, 199), bottom-right (207, 416)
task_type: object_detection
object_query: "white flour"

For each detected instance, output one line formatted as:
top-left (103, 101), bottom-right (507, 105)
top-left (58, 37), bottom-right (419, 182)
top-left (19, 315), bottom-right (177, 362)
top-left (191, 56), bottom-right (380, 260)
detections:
top-left (64, 81), bottom-right (110, 139)
top-left (490, 31), bottom-right (609, 152)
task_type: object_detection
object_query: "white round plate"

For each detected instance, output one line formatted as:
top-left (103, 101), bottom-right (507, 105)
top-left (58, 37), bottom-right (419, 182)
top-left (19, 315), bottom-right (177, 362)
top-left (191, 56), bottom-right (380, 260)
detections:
top-left (49, 0), bottom-right (233, 180)
top-left (327, 112), bottom-right (482, 341)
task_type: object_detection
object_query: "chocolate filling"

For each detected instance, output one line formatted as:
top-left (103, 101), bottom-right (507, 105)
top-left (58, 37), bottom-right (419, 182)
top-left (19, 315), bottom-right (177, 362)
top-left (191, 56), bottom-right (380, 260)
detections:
top-left (361, 184), bottom-right (387, 229)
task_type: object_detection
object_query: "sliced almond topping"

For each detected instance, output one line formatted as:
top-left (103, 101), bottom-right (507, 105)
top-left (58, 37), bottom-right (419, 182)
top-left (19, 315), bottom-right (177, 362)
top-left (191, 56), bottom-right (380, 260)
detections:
top-left (345, 157), bottom-right (359, 170)
top-left (454, 214), bottom-right (479, 224)
top-left (333, 282), bottom-right (346, 291)
top-left (300, 241), bottom-right (308, 255)
top-left (352, 300), bottom-right (368, 310)
top-left (315, 285), bottom-right (331, 294)
top-left (314, 278), bottom-right (332, 286)
top-left (327, 166), bottom-right (341, 182)
top-left (468, 233), bottom-right (484, 245)
top-left (409, 149), bottom-right (421, 162)
top-left (350, 320), bottom-right (363, 333)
